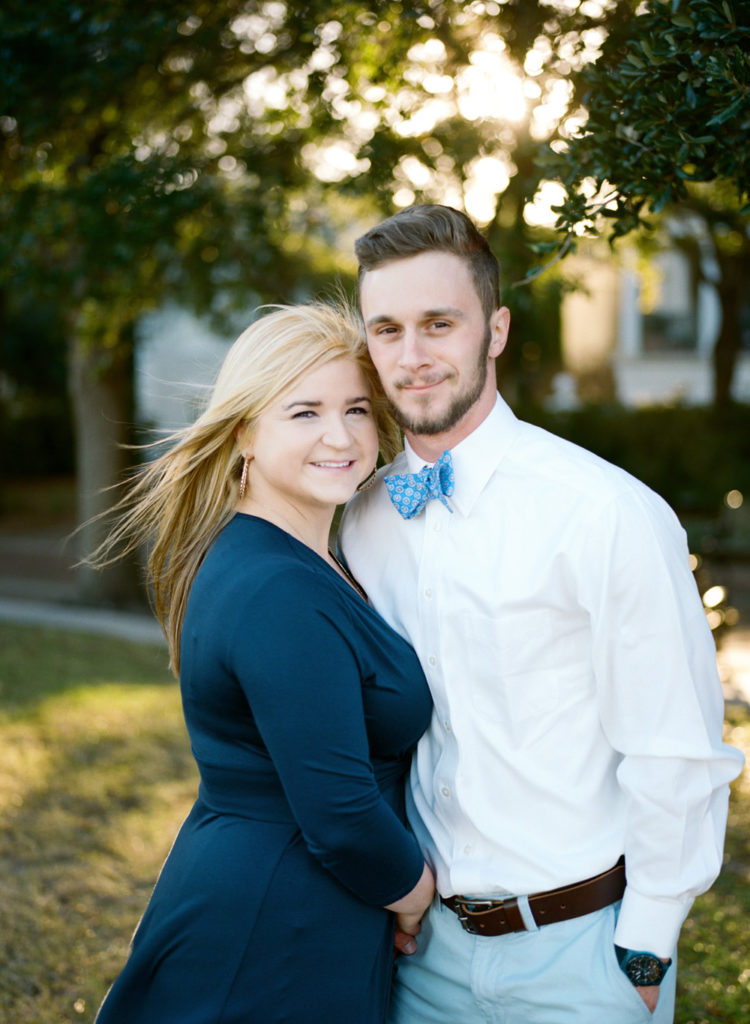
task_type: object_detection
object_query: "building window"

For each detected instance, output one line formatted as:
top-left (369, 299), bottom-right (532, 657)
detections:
top-left (641, 311), bottom-right (696, 352)
top-left (640, 249), bottom-right (697, 353)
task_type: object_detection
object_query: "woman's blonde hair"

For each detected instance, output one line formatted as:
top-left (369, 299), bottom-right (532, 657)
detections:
top-left (88, 301), bottom-right (400, 674)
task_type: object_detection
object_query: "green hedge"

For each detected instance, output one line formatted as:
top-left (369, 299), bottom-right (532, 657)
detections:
top-left (516, 402), bottom-right (750, 517)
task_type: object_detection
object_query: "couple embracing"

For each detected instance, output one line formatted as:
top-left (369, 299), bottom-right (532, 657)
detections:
top-left (93, 205), bottom-right (743, 1024)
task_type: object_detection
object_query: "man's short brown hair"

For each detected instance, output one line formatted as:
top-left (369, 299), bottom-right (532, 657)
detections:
top-left (355, 204), bottom-right (501, 321)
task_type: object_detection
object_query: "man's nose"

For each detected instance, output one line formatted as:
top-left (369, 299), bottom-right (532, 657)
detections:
top-left (398, 328), bottom-right (432, 371)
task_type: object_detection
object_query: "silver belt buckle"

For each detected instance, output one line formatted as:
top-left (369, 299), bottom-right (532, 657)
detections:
top-left (455, 898), bottom-right (501, 933)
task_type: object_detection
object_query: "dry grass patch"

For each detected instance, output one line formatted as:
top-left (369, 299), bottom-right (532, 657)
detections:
top-left (0, 623), bottom-right (196, 1023)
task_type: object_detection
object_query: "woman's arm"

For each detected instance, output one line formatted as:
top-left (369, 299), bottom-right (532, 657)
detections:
top-left (230, 567), bottom-right (428, 906)
top-left (386, 861), bottom-right (435, 941)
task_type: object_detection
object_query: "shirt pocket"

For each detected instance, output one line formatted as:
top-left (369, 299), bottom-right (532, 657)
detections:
top-left (459, 610), bottom-right (566, 745)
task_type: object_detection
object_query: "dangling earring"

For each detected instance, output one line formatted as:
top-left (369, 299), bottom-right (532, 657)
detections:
top-left (357, 468), bottom-right (377, 493)
top-left (239, 456), bottom-right (251, 500)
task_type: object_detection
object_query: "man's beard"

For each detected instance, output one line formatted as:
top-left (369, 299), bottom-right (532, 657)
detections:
top-left (387, 326), bottom-right (492, 437)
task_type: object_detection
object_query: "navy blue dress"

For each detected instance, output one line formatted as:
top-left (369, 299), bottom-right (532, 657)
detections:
top-left (96, 515), bottom-right (431, 1024)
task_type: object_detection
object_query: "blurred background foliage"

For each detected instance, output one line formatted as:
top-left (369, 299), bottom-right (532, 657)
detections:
top-left (1, 0), bottom-right (748, 601)
top-left (546, 0), bottom-right (750, 406)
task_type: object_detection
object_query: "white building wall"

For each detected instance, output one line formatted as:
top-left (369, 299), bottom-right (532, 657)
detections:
top-left (561, 246), bottom-right (750, 407)
top-left (134, 305), bottom-right (234, 431)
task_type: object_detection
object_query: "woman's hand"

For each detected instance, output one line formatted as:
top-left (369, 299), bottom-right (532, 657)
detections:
top-left (386, 862), bottom-right (435, 955)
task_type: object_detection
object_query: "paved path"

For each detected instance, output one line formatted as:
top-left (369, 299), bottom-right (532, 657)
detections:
top-left (0, 595), bottom-right (164, 646)
top-left (0, 522), bottom-right (163, 646)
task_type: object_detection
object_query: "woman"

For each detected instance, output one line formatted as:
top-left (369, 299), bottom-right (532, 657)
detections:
top-left (92, 303), bottom-right (434, 1024)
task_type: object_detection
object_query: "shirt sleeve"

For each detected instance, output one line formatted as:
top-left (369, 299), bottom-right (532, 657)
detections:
top-left (579, 483), bottom-right (744, 955)
top-left (226, 566), bottom-right (425, 907)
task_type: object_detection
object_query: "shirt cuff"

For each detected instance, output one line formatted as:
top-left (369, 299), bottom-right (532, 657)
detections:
top-left (613, 885), bottom-right (692, 958)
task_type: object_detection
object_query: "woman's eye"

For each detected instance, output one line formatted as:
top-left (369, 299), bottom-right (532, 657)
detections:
top-left (291, 410), bottom-right (316, 419)
top-left (347, 406), bottom-right (370, 416)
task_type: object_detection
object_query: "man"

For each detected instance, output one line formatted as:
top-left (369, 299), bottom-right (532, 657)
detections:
top-left (339, 204), bottom-right (744, 1023)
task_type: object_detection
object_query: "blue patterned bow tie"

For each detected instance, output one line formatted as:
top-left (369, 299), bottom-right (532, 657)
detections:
top-left (384, 449), bottom-right (455, 520)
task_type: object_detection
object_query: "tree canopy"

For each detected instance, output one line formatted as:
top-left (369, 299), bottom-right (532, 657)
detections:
top-left (542, 0), bottom-right (750, 408)
top-left (548, 0), bottom-right (749, 242)
top-left (2, 1), bottom-right (637, 322)
top-left (6, 0), bottom-right (597, 598)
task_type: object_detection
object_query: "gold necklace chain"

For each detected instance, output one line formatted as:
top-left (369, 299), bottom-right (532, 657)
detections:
top-left (328, 548), bottom-right (368, 602)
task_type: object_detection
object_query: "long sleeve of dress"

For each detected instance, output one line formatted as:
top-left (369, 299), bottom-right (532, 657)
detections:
top-left (226, 566), bottom-right (425, 907)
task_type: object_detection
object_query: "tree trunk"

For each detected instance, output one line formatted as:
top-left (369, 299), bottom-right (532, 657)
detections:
top-left (712, 250), bottom-right (746, 409)
top-left (67, 325), bottom-right (142, 606)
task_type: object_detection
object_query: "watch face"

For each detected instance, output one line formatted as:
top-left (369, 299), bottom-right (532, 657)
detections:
top-left (624, 954), bottom-right (667, 987)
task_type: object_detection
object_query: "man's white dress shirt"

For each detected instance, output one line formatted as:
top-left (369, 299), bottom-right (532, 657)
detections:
top-left (340, 394), bottom-right (744, 956)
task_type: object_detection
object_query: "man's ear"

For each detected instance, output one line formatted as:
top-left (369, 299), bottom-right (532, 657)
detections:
top-left (488, 307), bottom-right (511, 359)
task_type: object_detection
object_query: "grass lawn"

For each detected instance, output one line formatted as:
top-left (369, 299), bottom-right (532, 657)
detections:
top-left (0, 623), bottom-right (197, 1023)
top-left (0, 621), bottom-right (748, 1023)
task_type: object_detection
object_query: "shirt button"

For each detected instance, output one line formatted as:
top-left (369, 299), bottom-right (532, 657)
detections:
top-left (424, 588), bottom-right (432, 598)
top-left (464, 844), bottom-right (473, 854)
top-left (428, 656), bottom-right (437, 666)
top-left (441, 786), bottom-right (451, 798)
top-left (433, 521), bottom-right (441, 532)
top-left (444, 720), bottom-right (451, 732)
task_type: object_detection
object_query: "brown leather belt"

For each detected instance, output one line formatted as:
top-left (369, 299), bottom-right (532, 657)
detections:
top-left (441, 856), bottom-right (625, 936)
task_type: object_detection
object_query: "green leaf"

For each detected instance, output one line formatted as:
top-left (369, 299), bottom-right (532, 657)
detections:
top-left (528, 240), bottom-right (561, 255)
top-left (651, 187), bottom-right (673, 213)
top-left (707, 95), bottom-right (746, 126)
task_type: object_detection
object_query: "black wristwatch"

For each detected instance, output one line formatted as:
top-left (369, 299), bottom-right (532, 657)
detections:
top-left (615, 946), bottom-right (672, 987)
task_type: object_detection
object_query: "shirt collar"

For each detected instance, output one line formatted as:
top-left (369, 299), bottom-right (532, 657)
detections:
top-left (402, 394), bottom-right (520, 516)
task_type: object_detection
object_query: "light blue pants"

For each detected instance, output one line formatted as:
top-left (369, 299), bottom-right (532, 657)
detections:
top-left (389, 898), bottom-right (676, 1024)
